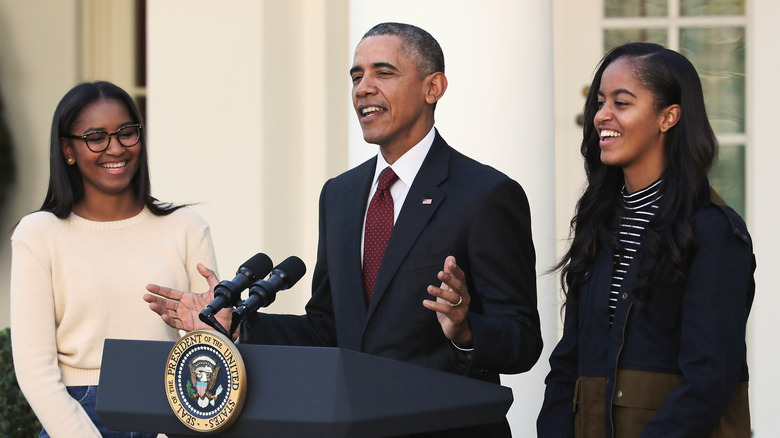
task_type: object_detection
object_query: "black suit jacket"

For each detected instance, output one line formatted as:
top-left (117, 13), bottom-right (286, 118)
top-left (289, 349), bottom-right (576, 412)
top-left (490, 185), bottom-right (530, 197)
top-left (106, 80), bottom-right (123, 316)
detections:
top-left (242, 131), bottom-right (542, 436)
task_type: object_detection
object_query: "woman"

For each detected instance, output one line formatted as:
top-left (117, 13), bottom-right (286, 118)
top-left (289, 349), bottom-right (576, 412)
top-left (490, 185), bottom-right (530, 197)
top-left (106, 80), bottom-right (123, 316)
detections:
top-left (10, 81), bottom-right (217, 437)
top-left (537, 43), bottom-right (754, 437)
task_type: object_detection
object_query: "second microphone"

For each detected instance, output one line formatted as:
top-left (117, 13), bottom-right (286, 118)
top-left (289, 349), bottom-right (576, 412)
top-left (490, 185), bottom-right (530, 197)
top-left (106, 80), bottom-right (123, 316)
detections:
top-left (230, 256), bottom-right (307, 334)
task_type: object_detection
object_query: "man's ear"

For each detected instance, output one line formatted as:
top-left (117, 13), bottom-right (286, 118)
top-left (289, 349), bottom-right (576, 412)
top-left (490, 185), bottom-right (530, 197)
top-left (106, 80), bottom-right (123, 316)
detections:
top-left (660, 104), bottom-right (681, 133)
top-left (425, 72), bottom-right (448, 105)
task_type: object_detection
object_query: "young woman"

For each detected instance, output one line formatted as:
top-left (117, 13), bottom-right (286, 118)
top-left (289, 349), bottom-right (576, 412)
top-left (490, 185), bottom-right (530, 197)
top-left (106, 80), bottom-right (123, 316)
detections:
top-left (10, 81), bottom-right (217, 437)
top-left (537, 43), bottom-right (754, 437)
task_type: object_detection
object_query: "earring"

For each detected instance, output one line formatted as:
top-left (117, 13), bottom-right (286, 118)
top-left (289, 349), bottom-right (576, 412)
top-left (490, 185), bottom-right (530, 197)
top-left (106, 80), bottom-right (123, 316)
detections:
top-left (67, 157), bottom-right (74, 164)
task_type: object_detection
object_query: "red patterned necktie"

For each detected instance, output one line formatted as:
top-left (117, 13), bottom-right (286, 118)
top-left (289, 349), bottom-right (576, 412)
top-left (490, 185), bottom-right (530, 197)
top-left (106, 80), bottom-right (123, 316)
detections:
top-left (363, 167), bottom-right (398, 303)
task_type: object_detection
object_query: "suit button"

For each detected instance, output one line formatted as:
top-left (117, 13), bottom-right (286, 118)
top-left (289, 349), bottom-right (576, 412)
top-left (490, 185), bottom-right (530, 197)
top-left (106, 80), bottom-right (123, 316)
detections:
top-left (617, 390), bottom-right (623, 398)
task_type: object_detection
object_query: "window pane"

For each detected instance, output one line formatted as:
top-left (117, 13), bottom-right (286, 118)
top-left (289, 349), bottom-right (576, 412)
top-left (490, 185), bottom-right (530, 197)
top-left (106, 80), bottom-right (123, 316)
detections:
top-left (680, 27), bottom-right (745, 134)
top-left (604, 28), bottom-right (668, 53)
top-left (605, 0), bottom-right (668, 17)
top-left (709, 145), bottom-right (745, 218)
top-left (680, 0), bottom-right (745, 16)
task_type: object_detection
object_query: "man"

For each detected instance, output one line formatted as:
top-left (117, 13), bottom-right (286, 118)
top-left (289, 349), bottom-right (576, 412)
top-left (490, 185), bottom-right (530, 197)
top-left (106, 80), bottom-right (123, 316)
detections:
top-left (145, 22), bottom-right (541, 436)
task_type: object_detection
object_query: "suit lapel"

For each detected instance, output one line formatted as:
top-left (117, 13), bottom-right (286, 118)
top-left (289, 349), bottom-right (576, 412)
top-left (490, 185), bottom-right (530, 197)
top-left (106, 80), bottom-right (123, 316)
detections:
top-left (336, 159), bottom-right (375, 330)
top-left (366, 133), bottom-right (450, 320)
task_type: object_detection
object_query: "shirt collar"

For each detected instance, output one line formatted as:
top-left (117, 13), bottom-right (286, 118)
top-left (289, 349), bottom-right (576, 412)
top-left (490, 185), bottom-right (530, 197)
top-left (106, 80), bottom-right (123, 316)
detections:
top-left (372, 126), bottom-right (436, 188)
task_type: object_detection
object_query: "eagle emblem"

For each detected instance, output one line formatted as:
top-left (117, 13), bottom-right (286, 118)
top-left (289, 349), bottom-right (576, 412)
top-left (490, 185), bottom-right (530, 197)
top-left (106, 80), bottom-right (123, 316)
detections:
top-left (187, 356), bottom-right (224, 408)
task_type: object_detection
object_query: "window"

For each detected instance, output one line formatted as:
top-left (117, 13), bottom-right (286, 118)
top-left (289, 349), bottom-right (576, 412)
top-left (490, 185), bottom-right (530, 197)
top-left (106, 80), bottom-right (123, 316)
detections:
top-left (603, 0), bottom-right (747, 216)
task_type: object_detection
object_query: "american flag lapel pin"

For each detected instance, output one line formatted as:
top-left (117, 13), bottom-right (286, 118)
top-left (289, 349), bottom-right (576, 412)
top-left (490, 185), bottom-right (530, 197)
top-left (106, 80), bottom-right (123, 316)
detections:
top-left (422, 198), bottom-right (433, 205)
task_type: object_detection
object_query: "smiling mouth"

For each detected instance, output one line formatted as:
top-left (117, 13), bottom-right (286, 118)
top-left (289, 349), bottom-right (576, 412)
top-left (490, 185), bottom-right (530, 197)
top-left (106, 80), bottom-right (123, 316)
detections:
top-left (101, 161), bottom-right (127, 169)
top-left (361, 106), bottom-right (385, 116)
top-left (600, 129), bottom-right (621, 141)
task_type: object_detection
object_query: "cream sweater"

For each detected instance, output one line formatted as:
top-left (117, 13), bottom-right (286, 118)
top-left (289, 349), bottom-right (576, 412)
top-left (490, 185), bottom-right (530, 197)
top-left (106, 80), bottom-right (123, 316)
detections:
top-left (10, 207), bottom-right (217, 437)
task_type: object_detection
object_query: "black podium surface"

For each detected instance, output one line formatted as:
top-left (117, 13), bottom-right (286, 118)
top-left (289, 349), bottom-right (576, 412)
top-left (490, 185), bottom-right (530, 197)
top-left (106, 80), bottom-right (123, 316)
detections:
top-left (98, 339), bottom-right (513, 437)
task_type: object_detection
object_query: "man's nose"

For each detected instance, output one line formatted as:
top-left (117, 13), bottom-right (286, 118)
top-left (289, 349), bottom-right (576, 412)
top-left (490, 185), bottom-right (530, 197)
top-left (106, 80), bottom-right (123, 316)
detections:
top-left (354, 76), bottom-right (376, 97)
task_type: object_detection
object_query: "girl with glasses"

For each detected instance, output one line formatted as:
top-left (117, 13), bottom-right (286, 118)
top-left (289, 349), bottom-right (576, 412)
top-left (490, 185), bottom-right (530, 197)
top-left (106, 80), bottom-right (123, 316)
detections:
top-left (10, 81), bottom-right (217, 437)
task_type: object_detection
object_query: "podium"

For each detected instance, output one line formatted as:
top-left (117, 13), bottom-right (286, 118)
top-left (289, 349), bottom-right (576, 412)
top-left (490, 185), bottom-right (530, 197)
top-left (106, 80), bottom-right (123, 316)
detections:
top-left (97, 339), bottom-right (513, 437)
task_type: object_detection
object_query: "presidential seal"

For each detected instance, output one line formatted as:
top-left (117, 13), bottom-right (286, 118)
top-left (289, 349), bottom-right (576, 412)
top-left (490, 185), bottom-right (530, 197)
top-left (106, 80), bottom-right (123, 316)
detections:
top-left (165, 329), bottom-right (246, 433)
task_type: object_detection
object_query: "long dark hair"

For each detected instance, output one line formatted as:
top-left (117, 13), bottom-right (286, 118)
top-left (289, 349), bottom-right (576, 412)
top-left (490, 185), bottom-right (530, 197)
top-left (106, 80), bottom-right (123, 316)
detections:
top-left (41, 81), bottom-right (183, 218)
top-left (558, 42), bottom-right (718, 308)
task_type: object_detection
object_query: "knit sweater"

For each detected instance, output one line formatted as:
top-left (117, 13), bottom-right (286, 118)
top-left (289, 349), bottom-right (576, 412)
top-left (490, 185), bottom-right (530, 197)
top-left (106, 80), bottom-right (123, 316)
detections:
top-left (10, 206), bottom-right (217, 437)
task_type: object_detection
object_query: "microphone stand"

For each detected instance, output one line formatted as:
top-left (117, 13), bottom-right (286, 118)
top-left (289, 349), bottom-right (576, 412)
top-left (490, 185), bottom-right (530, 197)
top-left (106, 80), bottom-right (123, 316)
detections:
top-left (199, 310), bottom-right (231, 339)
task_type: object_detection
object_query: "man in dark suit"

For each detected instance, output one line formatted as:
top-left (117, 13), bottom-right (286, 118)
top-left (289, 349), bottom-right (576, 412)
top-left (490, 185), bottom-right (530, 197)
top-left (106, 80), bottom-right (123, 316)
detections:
top-left (146, 22), bottom-right (541, 436)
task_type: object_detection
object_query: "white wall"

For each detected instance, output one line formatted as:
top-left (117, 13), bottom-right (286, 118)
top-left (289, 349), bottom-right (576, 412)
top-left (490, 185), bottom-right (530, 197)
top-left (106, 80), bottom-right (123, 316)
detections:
top-left (146, 0), bottom-right (266, 281)
top-left (146, 0), bottom-right (348, 314)
top-left (349, 2), bottom-right (556, 436)
top-left (0, 0), bottom-right (81, 329)
top-left (746, 0), bottom-right (780, 435)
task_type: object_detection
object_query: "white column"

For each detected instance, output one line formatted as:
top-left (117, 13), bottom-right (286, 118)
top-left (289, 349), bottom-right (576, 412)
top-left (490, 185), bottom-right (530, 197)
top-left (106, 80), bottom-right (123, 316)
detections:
top-left (0, 0), bottom-right (80, 329)
top-left (747, 1), bottom-right (780, 435)
top-left (147, 0), bottom-right (266, 283)
top-left (147, 0), bottom-right (348, 313)
top-left (349, 3), bottom-right (556, 436)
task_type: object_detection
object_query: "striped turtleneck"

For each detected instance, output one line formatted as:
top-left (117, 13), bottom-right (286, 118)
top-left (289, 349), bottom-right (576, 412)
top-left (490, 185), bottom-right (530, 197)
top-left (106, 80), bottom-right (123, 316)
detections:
top-left (609, 179), bottom-right (663, 324)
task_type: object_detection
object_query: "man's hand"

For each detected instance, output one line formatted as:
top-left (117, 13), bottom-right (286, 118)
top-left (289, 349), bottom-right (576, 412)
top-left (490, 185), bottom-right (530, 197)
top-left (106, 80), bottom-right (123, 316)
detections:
top-left (423, 256), bottom-right (474, 347)
top-left (143, 263), bottom-right (229, 333)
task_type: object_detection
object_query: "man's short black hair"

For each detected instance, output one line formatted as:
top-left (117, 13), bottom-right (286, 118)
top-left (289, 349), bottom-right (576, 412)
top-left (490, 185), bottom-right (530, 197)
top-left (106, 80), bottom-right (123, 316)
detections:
top-left (362, 22), bottom-right (445, 78)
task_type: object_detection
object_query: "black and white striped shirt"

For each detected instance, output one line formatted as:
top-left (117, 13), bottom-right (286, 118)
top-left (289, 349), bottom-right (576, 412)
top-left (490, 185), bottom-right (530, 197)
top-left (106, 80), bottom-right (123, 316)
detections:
top-left (609, 179), bottom-right (663, 324)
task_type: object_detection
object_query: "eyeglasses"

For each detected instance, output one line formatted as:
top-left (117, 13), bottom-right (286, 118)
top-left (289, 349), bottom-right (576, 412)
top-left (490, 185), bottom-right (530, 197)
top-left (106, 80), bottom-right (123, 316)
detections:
top-left (66, 124), bottom-right (143, 153)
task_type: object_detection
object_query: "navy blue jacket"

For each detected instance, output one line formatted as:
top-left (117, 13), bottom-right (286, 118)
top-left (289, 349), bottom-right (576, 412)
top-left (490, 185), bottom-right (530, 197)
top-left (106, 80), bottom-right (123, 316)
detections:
top-left (538, 188), bottom-right (755, 438)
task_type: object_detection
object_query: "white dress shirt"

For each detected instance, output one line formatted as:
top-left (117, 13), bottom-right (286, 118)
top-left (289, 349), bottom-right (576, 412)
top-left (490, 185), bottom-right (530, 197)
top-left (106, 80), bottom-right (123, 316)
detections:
top-left (360, 126), bottom-right (436, 262)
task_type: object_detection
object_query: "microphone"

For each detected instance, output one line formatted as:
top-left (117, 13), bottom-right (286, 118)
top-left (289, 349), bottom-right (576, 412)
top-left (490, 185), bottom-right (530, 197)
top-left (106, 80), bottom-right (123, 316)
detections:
top-left (199, 253), bottom-right (273, 336)
top-left (230, 256), bottom-right (307, 335)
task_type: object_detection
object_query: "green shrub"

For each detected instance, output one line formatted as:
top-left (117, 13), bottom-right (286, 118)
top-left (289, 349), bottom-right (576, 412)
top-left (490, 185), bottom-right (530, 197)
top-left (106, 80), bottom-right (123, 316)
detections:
top-left (0, 328), bottom-right (41, 436)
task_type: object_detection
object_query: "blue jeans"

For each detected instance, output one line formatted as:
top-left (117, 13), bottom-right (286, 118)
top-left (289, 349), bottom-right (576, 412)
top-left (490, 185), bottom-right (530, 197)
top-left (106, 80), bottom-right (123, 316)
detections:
top-left (40, 386), bottom-right (157, 438)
